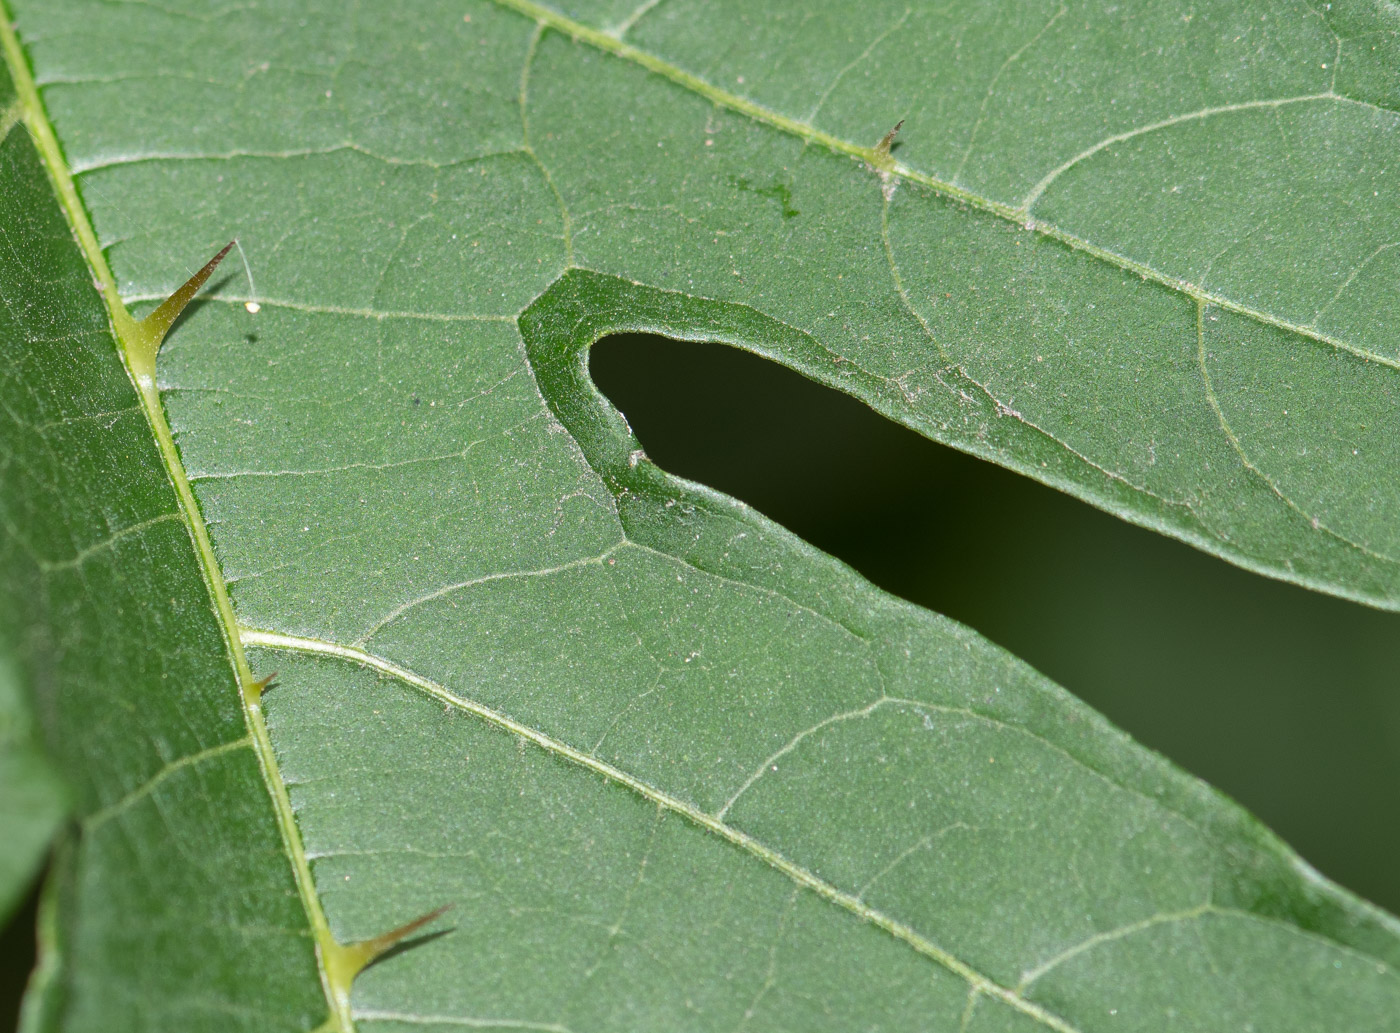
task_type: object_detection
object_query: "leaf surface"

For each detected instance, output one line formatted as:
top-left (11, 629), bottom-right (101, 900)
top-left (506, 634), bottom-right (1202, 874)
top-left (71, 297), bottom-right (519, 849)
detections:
top-left (2, 1), bottom-right (1399, 1031)
top-left (0, 656), bottom-right (65, 925)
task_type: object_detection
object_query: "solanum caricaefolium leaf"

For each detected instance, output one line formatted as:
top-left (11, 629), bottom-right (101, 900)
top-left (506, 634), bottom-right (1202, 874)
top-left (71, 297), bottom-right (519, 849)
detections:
top-left (2, 1), bottom-right (1398, 1031)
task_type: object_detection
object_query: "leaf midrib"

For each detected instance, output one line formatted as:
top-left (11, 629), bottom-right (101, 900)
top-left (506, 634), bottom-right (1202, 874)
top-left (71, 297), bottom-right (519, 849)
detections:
top-left (492, 0), bottom-right (1400, 373)
top-left (0, 9), bottom-right (350, 1030)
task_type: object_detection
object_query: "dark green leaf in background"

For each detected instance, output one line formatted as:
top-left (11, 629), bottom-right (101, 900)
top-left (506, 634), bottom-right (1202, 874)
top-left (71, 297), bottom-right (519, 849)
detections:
top-left (0, 656), bottom-right (64, 928)
top-left (0, 42), bottom-right (324, 1031)
top-left (1, 1), bottom-right (1398, 1031)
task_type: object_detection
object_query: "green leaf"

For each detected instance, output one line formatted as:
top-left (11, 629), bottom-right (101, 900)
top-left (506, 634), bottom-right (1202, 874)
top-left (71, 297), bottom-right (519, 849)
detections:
top-left (2, 1), bottom-right (1399, 1031)
top-left (0, 43), bottom-right (326, 1033)
top-left (0, 55), bottom-right (67, 934)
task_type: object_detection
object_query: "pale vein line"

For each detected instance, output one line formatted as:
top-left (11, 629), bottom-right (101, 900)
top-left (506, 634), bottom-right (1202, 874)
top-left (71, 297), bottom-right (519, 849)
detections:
top-left (83, 736), bottom-right (253, 830)
top-left (13, 7), bottom-right (1392, 1026)
top-left (1194, 301), bottom-right (1396, 566)
top-left (37, 511), bottom-right (181, 571)
top-left (1309, 240), bottom-right (1400, 328)
top-left (287, 528), bottom-right (1214, 834)
top-left (733, 885), bottom-right (800, 1032)
top-left (579, 805), bottom-right (661, 981)
top-left (351, 1012), bottom-right (571, 1032)
top-left (239, 627), bottom-right (1086, 1033)
top-left (856, 824), bottom-right (974, 901)
top-left (189, 444), bottom-right (486, 484)
top-left (720, 683), bottom-right (1198, 829)
top-left (877, 189), bottom-right (1206, 528)
top-left (717, 697), bottom-right (895, 819)
top-left (520, 22), bottom-right (574, 265)
top-left (606, 0), bottom-right (665, 39)
top-left (957, 986), bottom-right (981, 1033)
top-left (804, 8), bottom-right (911, 125)
top-left (623, 538), bottom-right (872, 648)
top-left (1015, 904), bottom-right (1211, 989)
top-left (118, 293), bottom-right (516, 324)
top-left (953, 3), bottom-right (1067, 182)
top-left (71, 142), bottom-right (527, 175)
top-left (353, 548), bottom-right (619, 647)
top-left (1020, 93), bottom-right (1336, 210)
top-left (492, 0), bottom-right (1399, 372)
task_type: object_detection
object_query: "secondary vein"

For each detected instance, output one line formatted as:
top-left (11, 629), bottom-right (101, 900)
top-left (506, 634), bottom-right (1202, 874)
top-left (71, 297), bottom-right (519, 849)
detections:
top-left (489, 0), bottom-right (1398, 372)
top-left (240, 626), bottom-right (1087, 1033)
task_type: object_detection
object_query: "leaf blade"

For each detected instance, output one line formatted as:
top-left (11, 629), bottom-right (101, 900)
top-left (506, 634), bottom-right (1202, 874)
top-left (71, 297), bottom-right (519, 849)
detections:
top-left (4, 1), bottom-right (1400, 1030)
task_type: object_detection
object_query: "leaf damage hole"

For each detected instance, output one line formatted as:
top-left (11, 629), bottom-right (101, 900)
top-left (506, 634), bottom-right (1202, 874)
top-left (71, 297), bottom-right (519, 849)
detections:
top-left (590, 333), bottom-right (1400, 913)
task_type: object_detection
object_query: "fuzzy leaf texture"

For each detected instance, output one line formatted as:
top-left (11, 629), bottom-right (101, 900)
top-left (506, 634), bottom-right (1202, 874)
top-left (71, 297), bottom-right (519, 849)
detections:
top-left (1, 1), bottom-right (1399, 1031)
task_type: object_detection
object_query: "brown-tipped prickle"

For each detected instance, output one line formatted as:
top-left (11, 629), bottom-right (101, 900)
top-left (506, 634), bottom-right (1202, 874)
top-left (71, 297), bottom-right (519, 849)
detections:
top-left (126, 242), bottom-right (234, 391)
top-left (321, 904), bottom-right (455, 1013)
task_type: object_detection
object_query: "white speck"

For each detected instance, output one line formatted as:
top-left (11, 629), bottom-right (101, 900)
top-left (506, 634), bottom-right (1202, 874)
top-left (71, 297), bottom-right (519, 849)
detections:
top-left (244, 301), bottom-right (261, 314)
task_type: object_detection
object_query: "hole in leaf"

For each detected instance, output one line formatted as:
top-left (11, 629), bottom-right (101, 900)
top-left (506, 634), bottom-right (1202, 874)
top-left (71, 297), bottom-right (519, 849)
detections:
top-left (591, 333), bottom-right (1400, 913)
top-left (0, 872), bottom-right (42, 1025)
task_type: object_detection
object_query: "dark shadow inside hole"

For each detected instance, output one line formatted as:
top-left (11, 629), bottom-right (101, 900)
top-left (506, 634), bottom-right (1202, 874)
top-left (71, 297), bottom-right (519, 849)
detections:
top-left (0, 872), bottom-right (42, 1030)
top-left (590, 333), bottom-right (1400, 913)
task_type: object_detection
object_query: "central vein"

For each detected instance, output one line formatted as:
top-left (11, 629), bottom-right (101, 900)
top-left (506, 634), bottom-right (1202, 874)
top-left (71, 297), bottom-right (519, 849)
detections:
top-left (0, 10), bottom-right (350, 1031)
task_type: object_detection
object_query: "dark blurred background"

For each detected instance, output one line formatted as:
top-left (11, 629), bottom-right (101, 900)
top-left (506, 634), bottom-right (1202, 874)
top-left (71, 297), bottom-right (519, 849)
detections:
top-left (0, 880), bottom-right (39, 1028)
top-left (3, 331), bottom-right (1397, 1026)
top-left (592, 333), bottom-right (1400, 911)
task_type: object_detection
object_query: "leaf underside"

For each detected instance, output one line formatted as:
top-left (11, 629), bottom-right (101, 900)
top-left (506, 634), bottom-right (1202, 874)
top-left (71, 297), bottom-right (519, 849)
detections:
top-left (2, 1), bottom-right (1399, 1032)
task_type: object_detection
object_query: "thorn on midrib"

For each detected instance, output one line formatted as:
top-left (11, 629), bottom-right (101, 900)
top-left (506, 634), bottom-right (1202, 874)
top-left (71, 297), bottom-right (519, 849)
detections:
top-left (320, 904), bottom-right (455, 1015)
top-left (870, 120), bottom-right (905, 197)
top-left (246, 670), bottom-right (277, 702)
top-left (124, 241), bottom-right (235, 391)
top-left (874, 118), bottom-right (904, 161)
top-left (142, 240), bottom-right (235, 342)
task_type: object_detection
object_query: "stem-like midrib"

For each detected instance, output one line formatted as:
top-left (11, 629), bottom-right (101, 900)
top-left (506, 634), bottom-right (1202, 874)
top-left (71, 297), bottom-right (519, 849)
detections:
top-left (0, 7), bottom-right (348, 1030)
